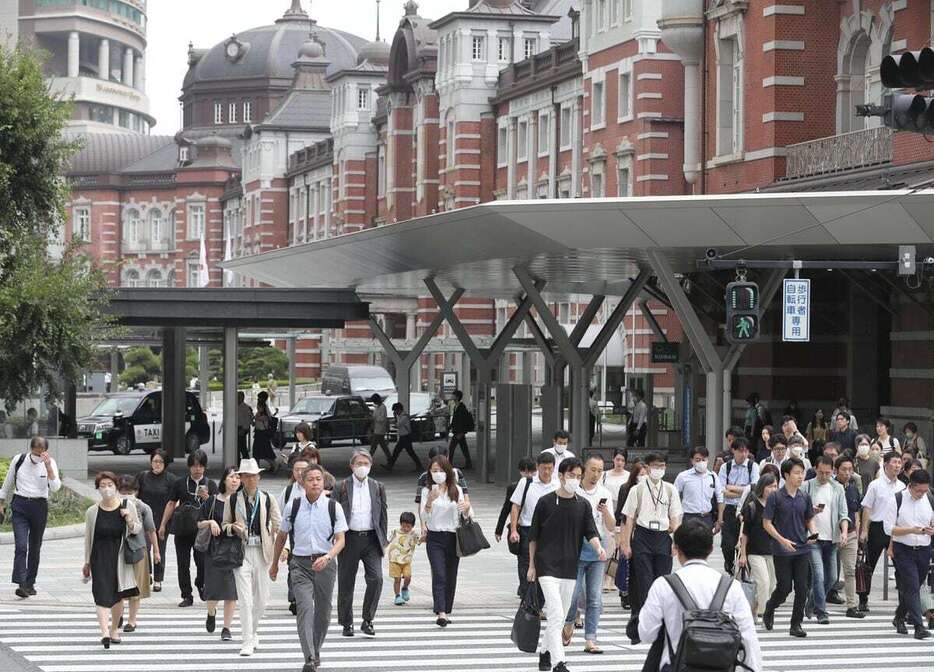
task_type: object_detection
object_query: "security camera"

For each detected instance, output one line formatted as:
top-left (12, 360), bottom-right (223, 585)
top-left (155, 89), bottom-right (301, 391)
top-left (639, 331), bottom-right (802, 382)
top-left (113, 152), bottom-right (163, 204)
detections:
top-left (925, 257), bottom-right (934, 265)
top-left (705, 248), bottom-right (718, 260)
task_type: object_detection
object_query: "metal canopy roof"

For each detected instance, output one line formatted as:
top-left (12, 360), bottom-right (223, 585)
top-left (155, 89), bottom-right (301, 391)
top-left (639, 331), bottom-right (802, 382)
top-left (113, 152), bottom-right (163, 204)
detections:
top-left (106, 288), bottom-right (369, 328)
top-left (221, 190), bottom-right (934, 299)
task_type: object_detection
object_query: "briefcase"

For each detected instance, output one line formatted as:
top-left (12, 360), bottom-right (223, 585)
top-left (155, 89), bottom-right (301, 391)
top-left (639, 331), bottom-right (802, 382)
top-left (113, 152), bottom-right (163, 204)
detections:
top-left (856, 545), bottom-right (871, 595)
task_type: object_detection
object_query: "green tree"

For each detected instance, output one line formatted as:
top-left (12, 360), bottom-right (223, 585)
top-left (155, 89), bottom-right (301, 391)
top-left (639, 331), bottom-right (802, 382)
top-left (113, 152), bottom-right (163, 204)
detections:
top-left (119, 347), bottom-right (161, 388)
top-left (0, 46), bottom-right (115, 409)
top-left (239, 346), bottom-right (288, 383)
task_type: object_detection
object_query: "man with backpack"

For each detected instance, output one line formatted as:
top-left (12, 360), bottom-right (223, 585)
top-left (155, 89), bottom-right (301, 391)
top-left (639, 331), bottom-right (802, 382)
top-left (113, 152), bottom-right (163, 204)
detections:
top-left (271, 464), bottom-right (347, 672)
top-left (0, 436), bottom-right (62, 599)
top-left (509, 452), bottom-right (557, 601)
top-left (718, 437), bottom-right (760, 575)
top-left (223, 458), bottom-right (282, 657)
top-left (883, 468), bottom-right (934, 639)
top-left (448, 390), bottom-right (474, 470)
top-left (638, 519), bottom-right (762, 672)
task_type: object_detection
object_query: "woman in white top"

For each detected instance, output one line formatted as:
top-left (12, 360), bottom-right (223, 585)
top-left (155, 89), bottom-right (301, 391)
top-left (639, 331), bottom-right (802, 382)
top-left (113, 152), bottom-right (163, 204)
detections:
top-left (601, 449), bottom-right (629, 592)
top-left (420, 455), bottom-right (473, 627)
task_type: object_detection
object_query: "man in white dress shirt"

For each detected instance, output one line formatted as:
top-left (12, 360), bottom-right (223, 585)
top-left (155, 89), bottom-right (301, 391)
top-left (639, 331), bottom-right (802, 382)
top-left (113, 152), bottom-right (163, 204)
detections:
top-left (883, 468), bottom-right (934, 639)
top-left (541, 431), bottom-right (574, 474)
top-left (639, 520), bottom-right (762, 671)
top-left (333, 450), bottom-right (388, 638)
top-left (858, 451), bottom-right (904, 613)
top-left (0, 437), bottom-right (62, 598)
top-left (509, 452), bottom-right (557, 600)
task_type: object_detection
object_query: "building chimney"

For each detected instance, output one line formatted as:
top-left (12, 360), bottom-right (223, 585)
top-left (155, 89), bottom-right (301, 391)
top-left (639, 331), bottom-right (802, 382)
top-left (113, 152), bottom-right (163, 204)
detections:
top-left (658, 0), bottom-right (704, 186)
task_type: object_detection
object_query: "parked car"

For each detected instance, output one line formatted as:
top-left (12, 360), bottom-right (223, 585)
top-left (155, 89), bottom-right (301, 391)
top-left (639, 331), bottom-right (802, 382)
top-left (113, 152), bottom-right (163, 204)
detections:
top-left (277, 394), bottom-right (374, 448)
top-left (321, 365), bottom-right (396, 399)
top-left (77, 390), bottom-right (210, 455)
top-left (385, 392), bottom-right (450, 442)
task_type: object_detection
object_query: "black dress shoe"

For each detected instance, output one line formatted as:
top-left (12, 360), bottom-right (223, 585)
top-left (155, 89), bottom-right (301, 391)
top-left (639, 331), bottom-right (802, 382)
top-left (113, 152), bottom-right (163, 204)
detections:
top-left (825, 591), bottom-right (844, 605)
top-left (762, 609), bottom-right (774, 631)
top-left (178, 597), bottom-right (194, 608)
top-left (221, 627), bottom-right (232, 642)
top-left (845, 608), bottom-right (866, 619)
top-left (206, 612), bottom-right (216, 633)
top-left (25, 586), bottom-right (36, 596)
top-left (915, 626), bottom-right (931, 640)
top-left (14, 587), bottom-right (28, 599)
top-left (361, 621), bottom-right (375, 636)
top-left (436, 617), bottom-right (449, 627)
top-left (538, 651), bottom-right (551, 671)
top-left (342, 625), bottom-right (354, 637)
top-left (894, 617), bottom-right (909, 635)
top-left (789, 624), bottom-right (807, 638)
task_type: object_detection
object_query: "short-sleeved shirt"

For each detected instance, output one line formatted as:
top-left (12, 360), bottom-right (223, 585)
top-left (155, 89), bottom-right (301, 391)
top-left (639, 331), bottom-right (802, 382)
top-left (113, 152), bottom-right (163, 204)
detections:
top-left (169, 475), bottom-right (218, 507)
top-left (861, 475), bottom-right (905, 522)
top-left (529, 494), bottom-right (598, 580)
top-left (718, 459), bottom-right (760, 507)
top-left (764, 487), bottom-right (814, 556)
top-left (740, 498), bottom-right (771, 556)
top-left (622, 479), bottom-right (683, 531)
top-left (510, 475), bottom-right (557, 527)
top-left (674, 468), bottom-right (723, 515)
top-left (279, 494), bottom-right (348, 556)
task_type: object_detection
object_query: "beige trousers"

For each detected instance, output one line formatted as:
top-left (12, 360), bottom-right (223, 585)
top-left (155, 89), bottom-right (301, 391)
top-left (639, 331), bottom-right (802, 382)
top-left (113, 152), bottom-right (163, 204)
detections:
top-left (747, 554), bottom-right (776, 617)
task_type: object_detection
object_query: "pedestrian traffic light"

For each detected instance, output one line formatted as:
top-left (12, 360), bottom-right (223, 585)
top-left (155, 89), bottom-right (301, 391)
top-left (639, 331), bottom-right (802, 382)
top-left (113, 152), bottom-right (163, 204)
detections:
top-left (725, 281), bottom-right (759, 344)
top-left (880, 49), bottom-right (934, 133)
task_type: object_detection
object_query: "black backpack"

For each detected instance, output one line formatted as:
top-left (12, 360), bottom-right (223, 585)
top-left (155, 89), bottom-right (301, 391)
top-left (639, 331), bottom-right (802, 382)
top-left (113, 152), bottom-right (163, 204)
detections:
top-left (664, 573), bottom-right (749, 672)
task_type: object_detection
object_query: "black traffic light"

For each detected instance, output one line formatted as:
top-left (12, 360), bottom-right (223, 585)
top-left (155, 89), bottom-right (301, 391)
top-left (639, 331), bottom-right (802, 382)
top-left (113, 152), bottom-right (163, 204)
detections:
top-left (881, 49), bottom-right (934, 133)
top-left (725, 281), bottom-right (759, 344)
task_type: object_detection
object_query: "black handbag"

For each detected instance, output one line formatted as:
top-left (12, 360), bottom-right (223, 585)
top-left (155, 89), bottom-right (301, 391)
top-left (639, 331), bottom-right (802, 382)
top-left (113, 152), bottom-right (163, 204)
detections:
top-left (455, 514), bottom-right (490, 558)
top-left (510, 584), bottom-right (542, 653)
top-left (211, 534), bottom-right (244, 570)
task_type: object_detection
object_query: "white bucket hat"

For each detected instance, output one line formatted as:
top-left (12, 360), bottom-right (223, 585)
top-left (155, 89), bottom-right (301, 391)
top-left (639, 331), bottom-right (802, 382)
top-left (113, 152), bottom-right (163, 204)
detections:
top-left (236, 458), bottom-right (262, 475)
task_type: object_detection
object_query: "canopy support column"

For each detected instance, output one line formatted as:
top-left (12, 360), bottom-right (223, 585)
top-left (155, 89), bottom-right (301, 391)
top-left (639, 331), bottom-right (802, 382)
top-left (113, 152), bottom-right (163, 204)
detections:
top-left (223, 328), bottom-right (239, 468)
top-left (162, 327), bottom-right (187, 462)
top-left (287, 336), bottom-right (297, 411)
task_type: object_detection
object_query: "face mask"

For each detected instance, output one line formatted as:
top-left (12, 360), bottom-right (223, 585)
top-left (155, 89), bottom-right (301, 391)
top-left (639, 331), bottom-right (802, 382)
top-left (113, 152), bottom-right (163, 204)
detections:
top-left (790, 447), bottom-right (804, 458)
top-left (431, 471), bottom-right (447, 485)
top-left (649, 468), bottom-right (665, 482)
top-left (554, 444), bottom-right (566, 455)
top-left (353, 465), bottom-right (370, 481)
top-left (857, 444), bottom-right (870, 459)
top-left (693, 460), bottom-right (708, 474)
top-left (99, 485), bottom-right (117, 500)
top-left (562, 478), bottom-right (580, 494)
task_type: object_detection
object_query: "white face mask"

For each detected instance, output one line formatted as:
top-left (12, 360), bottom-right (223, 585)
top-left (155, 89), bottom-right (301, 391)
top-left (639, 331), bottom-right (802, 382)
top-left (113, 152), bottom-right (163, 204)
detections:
top-left (649, 467), bottom-right (665, 482)
top-left (790, 446), bottom-right (804, 458)
top-left (431, 471), bottom-right (447, 485)
top-left (554, 444), bottom-right (566, 455)
top-left (353, 465), bottom-right (370, 481)
top-left (562, 478), bottom-right (580, 494)
top-left (857, 444), bottom-right (870, 459)
top-left (99, 485), bottom-right (117, 500)
top-left (693, 460), bottom-right (708, 474)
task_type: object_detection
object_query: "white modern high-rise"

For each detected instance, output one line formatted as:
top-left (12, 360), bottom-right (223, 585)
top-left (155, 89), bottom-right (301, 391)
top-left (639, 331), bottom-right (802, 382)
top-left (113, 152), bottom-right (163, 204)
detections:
top-left (1, 0), bottom-right (154, 134)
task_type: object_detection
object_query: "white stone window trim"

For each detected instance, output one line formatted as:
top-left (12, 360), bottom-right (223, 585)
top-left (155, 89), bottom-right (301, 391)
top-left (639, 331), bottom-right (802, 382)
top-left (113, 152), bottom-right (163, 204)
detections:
top-left (617, 68), bottom-right (634, 123)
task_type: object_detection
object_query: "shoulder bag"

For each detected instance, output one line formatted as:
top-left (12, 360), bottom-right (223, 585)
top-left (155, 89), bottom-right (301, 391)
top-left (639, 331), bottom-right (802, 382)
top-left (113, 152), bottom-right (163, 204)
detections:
top-left (194, 497), bottom-right (216, 553)
top-left (510, 583), bottom-right (542, 653)
top-left (455, 513), bottom-right (490, 558)
top-left (120, 500), bottom-right (146, 564)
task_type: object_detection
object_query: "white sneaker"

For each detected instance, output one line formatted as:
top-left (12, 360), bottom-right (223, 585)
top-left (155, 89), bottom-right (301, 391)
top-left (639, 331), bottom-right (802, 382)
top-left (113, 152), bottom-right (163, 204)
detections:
top-left (239, 643), bottom-right (254, 657)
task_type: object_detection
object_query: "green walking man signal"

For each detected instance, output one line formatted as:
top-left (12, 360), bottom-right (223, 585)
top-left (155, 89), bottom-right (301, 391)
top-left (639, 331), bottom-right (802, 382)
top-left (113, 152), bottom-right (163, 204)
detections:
top-left (725, 281), bottom-right (760, 344)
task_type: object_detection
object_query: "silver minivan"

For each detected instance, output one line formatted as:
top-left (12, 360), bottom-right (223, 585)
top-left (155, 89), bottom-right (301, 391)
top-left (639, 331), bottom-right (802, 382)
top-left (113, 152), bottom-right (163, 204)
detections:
top-left (320, 365), bottom-right (396, 399)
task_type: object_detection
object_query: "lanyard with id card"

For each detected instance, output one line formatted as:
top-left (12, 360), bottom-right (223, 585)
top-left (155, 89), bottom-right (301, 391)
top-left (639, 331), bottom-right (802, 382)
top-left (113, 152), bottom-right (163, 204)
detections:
top-left (647, 481), bottom-right (667, 531)
top-left (246, 495), bottom-right (261, 547)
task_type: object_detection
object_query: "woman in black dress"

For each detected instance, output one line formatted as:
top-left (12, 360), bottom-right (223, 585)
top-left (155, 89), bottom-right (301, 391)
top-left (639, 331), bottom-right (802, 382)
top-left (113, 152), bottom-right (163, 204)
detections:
top-left (199, 467), bottom-right (240, 642)
top-left (83, 471), bottom-right (141, 649)
top-left (136, 450), bottom-right (176, 591)
top-left (252, 393), bottom-right (276, 466)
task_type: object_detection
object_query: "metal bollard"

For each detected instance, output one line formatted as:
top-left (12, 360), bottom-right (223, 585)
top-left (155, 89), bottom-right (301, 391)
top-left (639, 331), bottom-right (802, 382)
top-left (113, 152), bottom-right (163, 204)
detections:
top-left (883, 553), bottom-right (889, 601)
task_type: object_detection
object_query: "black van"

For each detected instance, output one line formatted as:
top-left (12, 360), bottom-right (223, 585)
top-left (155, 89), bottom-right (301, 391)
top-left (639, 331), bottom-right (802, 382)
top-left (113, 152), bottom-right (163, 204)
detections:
top-left (77, 390), bottom-right (210, 455)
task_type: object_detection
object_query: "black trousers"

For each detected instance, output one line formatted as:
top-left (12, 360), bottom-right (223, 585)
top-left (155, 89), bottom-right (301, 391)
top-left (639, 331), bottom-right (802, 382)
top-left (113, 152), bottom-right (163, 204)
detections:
top-left (720, 505), bottom-right (740, 575)
top-left (337, 531), bottom-right (383, 626)
top-left (767, 553), bottom-right (810, 627)
top-left (389, 435), bottom-right (423, 470)
top-left (892, 543), bottom-right (933, 627)
top-left (448, 433), bottom-right (472, 469)
top-left (174, 533), bottom-right (205, 600)
top-left (237, 429), bottom-right (250, 460)
top-left (426, 530), bottom-right (459, 614)
top-left (683, 512), bottom-right (714, 529)
top-left (150, 534), bottom-right (168, 583)
top-left (859, 520), bottom-right (890, 600)
top-left (630, 526), bottom-right (673, 616)
top-left (10, 496), bottom-right (48, 588)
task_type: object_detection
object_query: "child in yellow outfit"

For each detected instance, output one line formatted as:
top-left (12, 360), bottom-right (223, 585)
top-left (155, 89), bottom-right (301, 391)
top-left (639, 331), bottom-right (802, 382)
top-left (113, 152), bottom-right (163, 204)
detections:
top-left (388, 512), bottom-right (419, 605)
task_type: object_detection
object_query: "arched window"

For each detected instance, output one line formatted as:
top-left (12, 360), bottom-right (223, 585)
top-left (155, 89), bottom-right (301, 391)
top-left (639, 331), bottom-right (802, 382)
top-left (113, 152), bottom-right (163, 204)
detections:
top-left (844, 33), bottom-right (870, 133)
top-left (124, 268), bottom-right (140, 287)
top-left (149, 209), bottom-right (162, 242)
top-left (146, 268), bottom-right (163, 288)
top-left (125, 208), bottom-right (140, 243)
